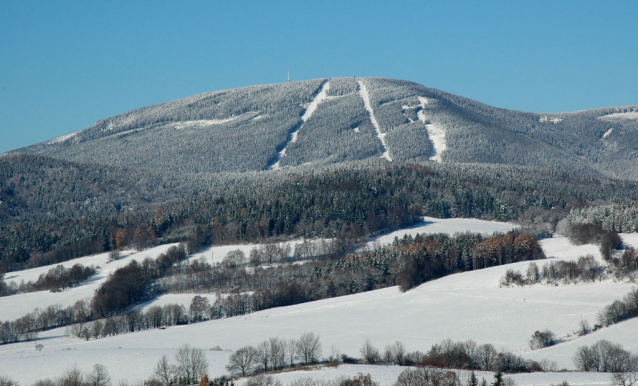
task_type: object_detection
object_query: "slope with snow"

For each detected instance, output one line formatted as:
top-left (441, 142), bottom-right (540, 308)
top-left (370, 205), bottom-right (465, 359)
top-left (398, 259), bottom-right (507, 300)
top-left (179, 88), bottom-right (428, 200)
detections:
top-left (358, 80), bottom-right (392, 162)
top-left (2, 219), bottom-right (638, 383)
top-left (416, 97), bottom-right (446, 162)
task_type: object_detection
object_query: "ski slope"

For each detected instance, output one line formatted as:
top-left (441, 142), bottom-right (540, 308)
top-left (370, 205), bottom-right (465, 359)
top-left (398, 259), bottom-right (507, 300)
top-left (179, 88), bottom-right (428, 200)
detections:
top-left (1, 219), bottom-right (637, 383)
top-left (269, 81), bottom-right (331, 170)
top-left (358, 80), bottom-right (392, 162)
top-left (416, 97), bottom-right (447, 163)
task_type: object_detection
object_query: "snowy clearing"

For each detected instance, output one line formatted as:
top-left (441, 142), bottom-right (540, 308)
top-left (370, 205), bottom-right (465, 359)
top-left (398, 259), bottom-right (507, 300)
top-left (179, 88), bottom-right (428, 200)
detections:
top-left (358, 80), bottom-right (392, 162)
top-left (47, 132), bottom-right (78, 144)
top-left (174, 117), bottom-right (242, 130)
top-left (417, 97), bottom-right (446, 163)
top-left (539, 116), bottom-right (564, 124)
top-left (598, 111), bottom-right (638, 121)
top-left (369, 216), bottom-right (518, 247)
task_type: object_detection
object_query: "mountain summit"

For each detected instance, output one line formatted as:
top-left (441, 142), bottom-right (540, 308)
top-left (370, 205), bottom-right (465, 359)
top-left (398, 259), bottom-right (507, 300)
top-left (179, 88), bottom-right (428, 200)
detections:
top-left (12, 77), bottom-right (638, 179)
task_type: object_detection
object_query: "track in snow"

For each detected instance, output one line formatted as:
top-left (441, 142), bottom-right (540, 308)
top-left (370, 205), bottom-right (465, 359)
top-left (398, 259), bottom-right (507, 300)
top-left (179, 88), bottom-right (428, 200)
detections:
top-left (268, 81), bottom-right (331, 170)
top-left (416, 96), bottom-right (446, 163)
top-left (358, 80), bottom-right (392, 161)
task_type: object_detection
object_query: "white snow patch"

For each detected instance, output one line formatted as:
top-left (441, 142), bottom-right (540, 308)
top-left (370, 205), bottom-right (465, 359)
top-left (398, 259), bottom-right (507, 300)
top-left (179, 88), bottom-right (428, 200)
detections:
top-left (599, 111), bottom-right (638, 121)
top-left (370, 216), bottom-right (518, 248)
top-left (358, 80), bottom-right (392, 161)
top-left (353, 127), bottom-right (360, 133)
top-left (48, 132), bottom-right (78, 145)
top-left (174, 117), bottom-right (240, 130)
top-left (540, 116), bottom-right (563, 124)
top-left (602, 128), bottom-right (613, 138)
top-left (417, 97), bottom-right (446, 163)
top-left (270, 81), bottom-right (331, 170)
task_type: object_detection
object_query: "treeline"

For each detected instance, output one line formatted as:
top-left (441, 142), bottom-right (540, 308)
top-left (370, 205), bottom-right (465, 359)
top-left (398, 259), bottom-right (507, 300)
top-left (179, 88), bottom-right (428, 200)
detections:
top-left (160, 231), bottom-right (544, 317)
top-left (0, 299), bottom-right (94, 344)
top-left (501, 247), bottom-right (638, 287)
top-left (597, 288), bottom-right (638, 328)
top-left (0, 263), bottom-right (95, 297)
top-left (92, 245), bottom-right (187, 317)
top-left (573, 340), bottom-right (638, 373)
top-left (4, 158), bottom-right (638, 273)
top-left (227, 335), bottom-right (557, 376)
top-left (500, 256), bottom-right (603, 286)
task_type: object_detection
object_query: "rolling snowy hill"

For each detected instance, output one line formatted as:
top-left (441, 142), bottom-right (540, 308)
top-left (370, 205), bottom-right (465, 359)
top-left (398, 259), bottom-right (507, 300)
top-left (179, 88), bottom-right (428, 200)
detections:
top-left (1, 218), bottom-right (637, 384)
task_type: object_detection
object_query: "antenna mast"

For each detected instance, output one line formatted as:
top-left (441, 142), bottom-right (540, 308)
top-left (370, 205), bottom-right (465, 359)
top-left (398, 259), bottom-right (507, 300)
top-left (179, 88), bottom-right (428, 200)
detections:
top-left (287, 71), bottom-right (290, 83)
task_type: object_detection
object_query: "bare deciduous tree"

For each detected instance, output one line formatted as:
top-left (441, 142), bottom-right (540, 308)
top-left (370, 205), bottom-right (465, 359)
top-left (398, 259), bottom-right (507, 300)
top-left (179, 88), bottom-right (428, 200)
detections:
top-left (154, 355), bottom-right (177, 386)
top-left (360, 339), bottom-right (379, 364)
top-left (174, 345), bottom-right (209, 385)
top-left (227, 346), bottom-right (259, 377)
top-left (87, 364), bottom-right (111, 386)
top-left (296, 332), bottom-right (322, 365)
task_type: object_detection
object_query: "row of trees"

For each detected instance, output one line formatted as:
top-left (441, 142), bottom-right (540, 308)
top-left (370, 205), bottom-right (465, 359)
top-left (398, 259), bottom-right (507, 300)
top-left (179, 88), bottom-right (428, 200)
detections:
top-left (500, 255), bottom-right (604, 287)
top-left (354, 338), bottom-right (549, 373)
top-left (1, 264), bottom-right (95, 297)
top-left (597, 288), bottom-right (638, 328)
top-left (573, 340), bottom-right (638, 373)
top-left (226, 333), bottom-right (322, 376)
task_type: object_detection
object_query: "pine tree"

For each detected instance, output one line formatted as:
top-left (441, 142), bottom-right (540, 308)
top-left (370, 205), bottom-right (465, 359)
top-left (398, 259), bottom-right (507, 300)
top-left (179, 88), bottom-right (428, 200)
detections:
top-left (467, 372), bottom-right (478, 386)
top-left (492, 372), bottom-right (503, 386)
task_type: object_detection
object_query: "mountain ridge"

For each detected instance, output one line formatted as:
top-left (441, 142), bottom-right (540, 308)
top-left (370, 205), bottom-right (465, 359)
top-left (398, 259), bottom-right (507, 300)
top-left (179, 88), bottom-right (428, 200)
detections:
top-left (9, 77), bottom-right (638, 179)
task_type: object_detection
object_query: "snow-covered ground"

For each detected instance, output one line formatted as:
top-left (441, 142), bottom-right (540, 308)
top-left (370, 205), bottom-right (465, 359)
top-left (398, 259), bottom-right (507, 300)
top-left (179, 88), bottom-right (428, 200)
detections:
top-left (369, 216), bottom-right (518, 247)
top-left (239, 366), bottom-right (614, 386)
top-left (598, 111), bottom-right (638, 121)
top-left (1, 219), bottom-right (637, 383)
top-left (358, 80), bottom-right (392, 162)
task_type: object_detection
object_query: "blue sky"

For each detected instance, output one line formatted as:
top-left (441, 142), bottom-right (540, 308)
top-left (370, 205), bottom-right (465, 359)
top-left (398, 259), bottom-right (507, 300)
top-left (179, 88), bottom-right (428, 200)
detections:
top-left (1, 1), bottom-right (637, 154)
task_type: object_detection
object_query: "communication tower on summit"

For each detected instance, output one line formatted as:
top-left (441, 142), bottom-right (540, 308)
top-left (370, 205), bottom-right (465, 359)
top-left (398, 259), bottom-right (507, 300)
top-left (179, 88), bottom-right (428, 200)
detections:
top-left (287, 71), bottom-right (290, 83)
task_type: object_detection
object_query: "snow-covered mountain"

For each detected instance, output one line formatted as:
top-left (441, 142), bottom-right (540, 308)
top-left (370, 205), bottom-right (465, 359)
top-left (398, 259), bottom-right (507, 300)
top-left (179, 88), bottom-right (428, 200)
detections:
top-left (11, 77), bottom-right (638, 179)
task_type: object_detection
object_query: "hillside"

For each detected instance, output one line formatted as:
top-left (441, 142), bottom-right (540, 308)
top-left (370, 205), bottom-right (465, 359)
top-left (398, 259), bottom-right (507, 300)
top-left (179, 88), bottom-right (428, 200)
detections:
top-left (1, 218), bottom-right (637, 384)
top-left (9, 77), bottom-right (638, 179)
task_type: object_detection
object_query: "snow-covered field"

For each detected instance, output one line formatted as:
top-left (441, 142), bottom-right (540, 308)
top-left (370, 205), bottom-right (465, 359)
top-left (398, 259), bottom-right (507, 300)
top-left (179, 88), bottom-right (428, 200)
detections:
top-left (239, 366), bottom-right (615, 386)
top-left (1, 218), bottom-right (637, 384)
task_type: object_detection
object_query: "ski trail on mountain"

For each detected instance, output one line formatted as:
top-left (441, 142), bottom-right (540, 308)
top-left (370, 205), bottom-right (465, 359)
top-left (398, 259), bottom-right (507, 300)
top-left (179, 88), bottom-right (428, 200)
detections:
top-left (357, 80), bottom-right (392, 161)
top-left (417, 96), bottom-right (446, 163)
top-left (268, 81), bottom-right (331, 170)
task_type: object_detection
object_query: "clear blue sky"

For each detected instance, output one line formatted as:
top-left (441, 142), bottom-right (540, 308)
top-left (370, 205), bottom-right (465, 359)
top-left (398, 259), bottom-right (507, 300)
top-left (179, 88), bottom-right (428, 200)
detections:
top-left (1, 1), bottom-right (637, 154)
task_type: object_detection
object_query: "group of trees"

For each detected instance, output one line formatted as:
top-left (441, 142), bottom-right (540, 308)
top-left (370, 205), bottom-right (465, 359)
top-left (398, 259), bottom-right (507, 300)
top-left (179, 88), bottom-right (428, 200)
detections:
top-left (1, 263), bottom-right (95, 297)
top-left (500, 255), bottom-right (605, 287)
top-left (226, 332), bottom-right (322, 376)
top-left (573, 340), bottom-right (638, 373)
top-left (357, 338), bottom-right (548, 373)
top-left (92, 245), bottom-right (187, 317)
top-left (597, 288), bottom-right (638, 328)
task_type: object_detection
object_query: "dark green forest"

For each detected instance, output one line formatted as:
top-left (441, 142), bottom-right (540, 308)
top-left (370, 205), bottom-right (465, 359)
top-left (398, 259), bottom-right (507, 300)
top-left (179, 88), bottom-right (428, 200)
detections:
top-left (2, 153), bottom-right (638, 272)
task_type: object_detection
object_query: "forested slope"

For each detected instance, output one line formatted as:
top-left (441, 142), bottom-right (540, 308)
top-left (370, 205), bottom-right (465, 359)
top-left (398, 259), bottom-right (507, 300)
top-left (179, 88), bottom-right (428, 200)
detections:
top-left (10, 77), bottom-right (638, 179)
